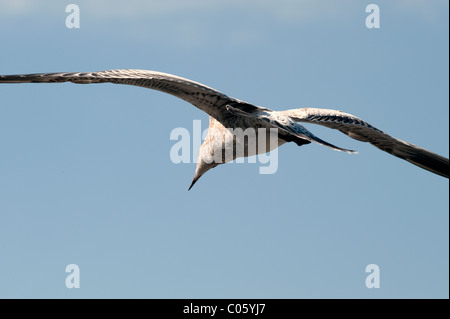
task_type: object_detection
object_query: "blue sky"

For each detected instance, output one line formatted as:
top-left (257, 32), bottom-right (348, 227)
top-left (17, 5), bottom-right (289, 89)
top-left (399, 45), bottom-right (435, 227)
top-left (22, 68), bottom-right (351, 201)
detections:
top-left (0, 0), bottom-right (448, 298)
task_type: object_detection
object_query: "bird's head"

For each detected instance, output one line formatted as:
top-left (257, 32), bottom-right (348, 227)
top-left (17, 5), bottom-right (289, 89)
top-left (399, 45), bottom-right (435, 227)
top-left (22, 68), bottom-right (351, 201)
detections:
top-left (188, 159), bottom-right (219, 190)
top-left (188, 127), bottom-right (230, 190)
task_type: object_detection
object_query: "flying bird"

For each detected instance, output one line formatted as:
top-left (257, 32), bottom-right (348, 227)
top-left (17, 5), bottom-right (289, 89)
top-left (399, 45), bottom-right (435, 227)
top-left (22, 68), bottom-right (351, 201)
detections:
top-left (0, 69), bottom-right (448, 189)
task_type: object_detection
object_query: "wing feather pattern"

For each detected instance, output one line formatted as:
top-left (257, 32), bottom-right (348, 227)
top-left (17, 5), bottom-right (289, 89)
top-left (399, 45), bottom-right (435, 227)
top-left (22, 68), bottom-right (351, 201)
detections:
top-left (283, 108), bottom-right (449, 178)
top-left (0, 69), bottom-right (262, 118)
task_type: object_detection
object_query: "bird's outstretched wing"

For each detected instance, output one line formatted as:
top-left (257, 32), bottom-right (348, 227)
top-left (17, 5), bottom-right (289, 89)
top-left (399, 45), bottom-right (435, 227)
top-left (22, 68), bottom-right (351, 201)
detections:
top-left (282, 108), bottom-right (449, 178)
top-left (0, 69), bottom-right (262, 118)
top-left (226, 105), bottom-right (356, 153)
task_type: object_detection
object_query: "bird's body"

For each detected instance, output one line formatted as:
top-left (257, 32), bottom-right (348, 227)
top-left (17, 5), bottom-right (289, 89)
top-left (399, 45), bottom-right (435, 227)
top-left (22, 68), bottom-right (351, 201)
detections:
top-left (0, 69), bottom-right (448, 188)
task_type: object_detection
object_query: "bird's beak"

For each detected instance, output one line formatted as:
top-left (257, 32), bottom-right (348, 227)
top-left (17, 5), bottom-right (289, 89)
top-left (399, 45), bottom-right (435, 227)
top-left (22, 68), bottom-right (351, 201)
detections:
top-left (188, 159), bottom-right (217, 191)
top-left (188, 176), bottom-right (199, 191)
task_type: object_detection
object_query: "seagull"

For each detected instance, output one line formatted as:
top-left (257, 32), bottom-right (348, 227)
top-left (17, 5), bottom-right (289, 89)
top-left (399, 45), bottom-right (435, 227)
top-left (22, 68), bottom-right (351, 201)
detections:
top-left (1, 69), bottom-right (448, 189)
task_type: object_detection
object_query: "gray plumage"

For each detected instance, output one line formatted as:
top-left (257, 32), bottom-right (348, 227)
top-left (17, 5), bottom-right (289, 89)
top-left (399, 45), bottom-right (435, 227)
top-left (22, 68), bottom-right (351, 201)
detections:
top-left (0, 69), bottom-right (448, 188)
